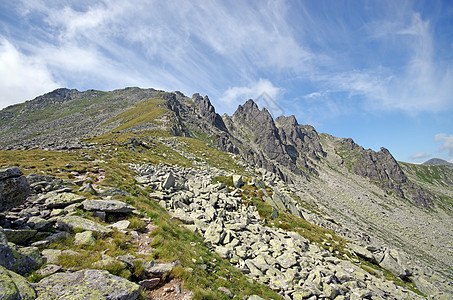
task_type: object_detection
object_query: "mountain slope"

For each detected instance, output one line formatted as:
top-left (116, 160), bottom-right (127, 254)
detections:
top-left (1, 87), bottom-right (452, 299)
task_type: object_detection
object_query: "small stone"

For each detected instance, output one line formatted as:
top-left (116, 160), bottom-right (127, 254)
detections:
top-left (232, 175), bottom-right (243, 188)
top-left (139, 278), bottom-right (160, 290)
top-left (218, 286), bottom-right (234, 298)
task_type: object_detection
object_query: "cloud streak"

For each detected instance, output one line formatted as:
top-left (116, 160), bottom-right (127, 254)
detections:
top-left (410, 152), bottom-right (430, 160)
top-left (435, 133), bottom-right (453, 156)
top-left (0, 0), bottom-right (451, 118)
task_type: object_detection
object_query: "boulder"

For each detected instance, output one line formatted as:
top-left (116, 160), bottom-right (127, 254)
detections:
top-left (56, 216), bottom-right (112, 234)
top-left (0, 232), bottom-right (40, 275)
top-left (0, 167), bottom-right (30, 211)
top-left (141, 260), bottom-right (176, 276)
top-left (276, 252), bottom-right (297, 269)
top-left (0, 167), bottom-right (24, 180)
top-left (2, 229), bottom-right (37, 245)
top-left (17, 247), bottom-right (44, 267)
top-left (41, 249), bottom-right (62, 264)
top-left (81, 199), bottom-right (136, 213)
top-left (109, 220), bottom-right (131, 231)
top-left (139, 278), bottom-right (160, 290)
top-left (34, 269), bottom-right (140, 300)
top-left (232, 175), bottom-right (243, 188)
top-left (43, 192), bottom-right (85, 208)
top-left (349, 243), bottom-right (377, 263)
top-left (26, 216), bottom-right (52, 231)
top-left (204, 220), bottom-right (225, 245)
top-left (74, 231), bottom-right (96, 246)
top-left (0, 265), bottom-right (36, 300)
top-left (379, 249), bottom-right (412, 279)
top-left (162, 173), bottom-right (175, 190)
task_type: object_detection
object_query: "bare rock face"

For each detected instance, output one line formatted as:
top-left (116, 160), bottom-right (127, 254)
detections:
top-left (340, 139), bottom-right (434, 207)
top-left (0, 168), bottom-right (30, 211)
top-left (229, 100), bottom-right (326, 181)
top-left (192, 93), bottom-right (228, 132)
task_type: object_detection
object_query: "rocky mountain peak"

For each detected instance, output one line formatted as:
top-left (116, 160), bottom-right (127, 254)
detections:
top-left (232, 99), bottom-right (274, 125)
top-left (275, 114), bottom-right (298, 127)
top-left (191, 93), bottom-right (227, 132)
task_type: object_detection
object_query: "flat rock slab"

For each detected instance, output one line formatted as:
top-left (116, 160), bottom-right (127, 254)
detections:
top-left (82, 199), bottom-right (136, 213)
top-left (34, 269), bottom-right (141, 300)
top-left (36, 264), bottom-right (61, 277)
top-left (44, 192), bottom-right (86, 208)
top-left (57, 216), bottom-right (112, 234)
top-left (0, 265), bottom-right (37, 300)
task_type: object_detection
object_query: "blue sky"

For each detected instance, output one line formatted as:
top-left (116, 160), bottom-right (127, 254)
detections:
top-left (1, 0), bottom-right (452, 163)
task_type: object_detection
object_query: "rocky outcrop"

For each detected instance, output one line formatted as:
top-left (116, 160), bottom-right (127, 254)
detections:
top-left (225, 100), bottom-right (326, 182)
top-left (340, 138), bottom-right (434, 207)
top-left (192, 93), bottom-right (227, 132)
top-left (0, 168), bottom-right (30, 211)
top-left (33, 269), bottom-right (141, 300)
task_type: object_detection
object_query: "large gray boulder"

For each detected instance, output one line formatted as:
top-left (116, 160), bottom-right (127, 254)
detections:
top-left (379, 249), bottom-right (412, 279)
top-left (0, 265), bottom-right (36, 300)
top-left (0, 167), bottom-right (30, 211)
top-left (33, 269), bottom-right (140, 300)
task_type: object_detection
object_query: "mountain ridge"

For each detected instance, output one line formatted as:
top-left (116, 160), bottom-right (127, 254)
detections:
top-left (1, 87), bottom-right (452, 299)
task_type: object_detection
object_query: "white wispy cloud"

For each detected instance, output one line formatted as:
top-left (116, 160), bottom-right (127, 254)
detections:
top-left (0, 0), bottom-right (451, 119)
top-left (409, 152), bottom-right (430, 160)
top-left (435, 133), bottom-right (453, 156)
top-left (0, 38), bottom-right (60, 108)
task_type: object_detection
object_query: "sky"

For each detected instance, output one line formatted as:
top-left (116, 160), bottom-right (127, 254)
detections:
top-left (0, 0), bottom-right (452, 163)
